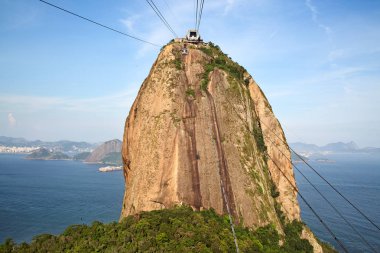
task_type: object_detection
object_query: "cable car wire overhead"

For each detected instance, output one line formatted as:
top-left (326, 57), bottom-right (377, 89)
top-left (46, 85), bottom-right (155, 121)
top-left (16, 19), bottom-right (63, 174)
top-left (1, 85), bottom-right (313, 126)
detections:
top-left (38, 0), bottom-right (161, 47)
top-left (145, 0), bottom-right (178, 38)
top-left (259, 118), bottom-right (380, 234)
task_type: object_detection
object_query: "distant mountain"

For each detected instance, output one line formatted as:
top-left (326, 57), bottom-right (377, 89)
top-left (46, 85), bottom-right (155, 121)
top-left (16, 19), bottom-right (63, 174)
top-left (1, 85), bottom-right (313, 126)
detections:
top-left (0, 136), bottom-right (28, 146)
top-left (0, 136), bottom-right (95, 153)
top-left (85, 139), bottom-right (122, 165)
top-left (73, 152), bottom-right (91, 161)
top-left (101, 152), bottom-right (122, 165)
top-left (1, 136), bottom-right (123, 165)
top-left (361, 147), bottom-right (380, 154)
top-left (291, 151), bottom-right (309, 162)
top-left (290, 141), bottom-right (376, 154)
top-left (290, 142), bottom-right (320, 153)
top-left (322, 141), bottom-right (359, 152)
top-left (26, 148), bottom-right (70, 160)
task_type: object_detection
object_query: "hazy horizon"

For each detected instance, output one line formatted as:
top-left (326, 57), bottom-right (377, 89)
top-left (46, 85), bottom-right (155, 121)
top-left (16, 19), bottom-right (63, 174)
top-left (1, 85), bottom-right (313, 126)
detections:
top-left (2, 134), bottom-right (379, 150)
top-left (1, 0), bottom-right (380, 147)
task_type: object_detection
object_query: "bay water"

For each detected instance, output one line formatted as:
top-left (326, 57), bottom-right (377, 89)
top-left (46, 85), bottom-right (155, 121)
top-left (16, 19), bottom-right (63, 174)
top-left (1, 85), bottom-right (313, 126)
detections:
top-left (0, 154), bottom-right (124, 243)
top-left (0, 153), bottom-right (379, 252)
top-left (296, 153), bottom-right (380, 252)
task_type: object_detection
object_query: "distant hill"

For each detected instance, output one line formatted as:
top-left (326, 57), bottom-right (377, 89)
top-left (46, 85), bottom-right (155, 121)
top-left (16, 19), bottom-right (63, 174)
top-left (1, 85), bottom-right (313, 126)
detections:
top-left (26, 148), bottom-right (70, 160)
top-left (361, 147), bottom-right (380, 154)
top-left (101, 152), bottom-right (122, 165)
top-left (0, 136), bottom-right (94, 153)
top-left (290, 141), bottom-right (376, 154)
top-left (322, 141), bottom-right (359, 152)
top-left (85, 139), bottom-right (122, 165)
top-left (291, 151), bottom-right (309, 162)
top-left (290, 142), bottom-right (320, 153)
top-left (0, 136), bottom-right (28, 146)
top-left (73, 152), bottom-right (91, 161)
top-left (1, 136), bottom-right (123, 164)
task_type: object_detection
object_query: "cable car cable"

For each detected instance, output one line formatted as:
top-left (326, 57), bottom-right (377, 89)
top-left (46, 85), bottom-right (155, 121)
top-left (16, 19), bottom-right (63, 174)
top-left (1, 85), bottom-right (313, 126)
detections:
top-left (267, 154), bottom-right (349, 253)
top-left (197, 0), bottom-right (205, 32)
top-left (264, 135), bottom-right (377, 253)
top-left (147, 0), bottom-right (178, 37)
top-left (162, 0), bottom-right (176, 20)
top-left (145, 0), bottom-right (176, 37)
top-left (259, 119), bottom-right (380, 233)
top-left (223, 89), bottom-right (351, 253)
top-left (227, 93), bottom-right (377, 253)
top-left (146, 0), bottom-right (178, 38)
top-left (38, 0), bottom-right (161, 47)
top-left (195, 0), bottom-right (199, 30)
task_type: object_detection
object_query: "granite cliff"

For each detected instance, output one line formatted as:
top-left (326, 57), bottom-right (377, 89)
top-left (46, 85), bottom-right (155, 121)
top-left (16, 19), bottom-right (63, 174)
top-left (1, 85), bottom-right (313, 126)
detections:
top-left (121, 42), bottom-right (323, 252)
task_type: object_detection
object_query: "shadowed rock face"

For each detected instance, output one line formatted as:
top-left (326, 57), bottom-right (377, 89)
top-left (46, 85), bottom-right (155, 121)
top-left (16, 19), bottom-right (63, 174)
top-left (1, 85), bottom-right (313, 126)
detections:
top-left (121, 42), bottom-right (321, 252)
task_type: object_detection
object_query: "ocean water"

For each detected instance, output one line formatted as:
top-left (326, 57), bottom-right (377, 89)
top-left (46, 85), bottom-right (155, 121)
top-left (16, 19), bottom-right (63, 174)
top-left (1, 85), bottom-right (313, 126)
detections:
top-left (0, 153), bottom-right (379, 252)
top-left (295, 153), bottom-right (380, 252)
top-left (0, 154), bottom-right (124, 243)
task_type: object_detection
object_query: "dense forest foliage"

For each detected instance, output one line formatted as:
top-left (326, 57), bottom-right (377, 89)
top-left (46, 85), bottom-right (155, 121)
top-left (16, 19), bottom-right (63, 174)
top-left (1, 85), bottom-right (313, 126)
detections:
top-left (0, 206), bottom-right (335, 253)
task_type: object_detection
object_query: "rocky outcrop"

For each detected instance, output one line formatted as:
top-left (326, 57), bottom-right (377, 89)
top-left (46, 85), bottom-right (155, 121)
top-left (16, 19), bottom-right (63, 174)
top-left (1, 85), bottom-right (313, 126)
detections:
top-left (85, 139), bottom-right (121, 163)
top-left (121, 42), bottom-right (321, 251)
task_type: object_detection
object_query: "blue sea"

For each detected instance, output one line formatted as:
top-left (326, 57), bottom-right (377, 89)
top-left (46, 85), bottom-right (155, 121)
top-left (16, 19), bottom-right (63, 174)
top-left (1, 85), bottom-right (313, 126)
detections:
top-left (295, 153), bottom-right (380, 252)
top-left (0, 153), bottom-right (379, 252)
top-left (0, 154), bottom-right (124, 243)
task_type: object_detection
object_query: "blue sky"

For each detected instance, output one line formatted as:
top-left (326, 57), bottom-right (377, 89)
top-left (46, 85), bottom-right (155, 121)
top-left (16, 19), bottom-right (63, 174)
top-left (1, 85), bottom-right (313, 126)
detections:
top-left (0, 0), bottom-right (379, 147)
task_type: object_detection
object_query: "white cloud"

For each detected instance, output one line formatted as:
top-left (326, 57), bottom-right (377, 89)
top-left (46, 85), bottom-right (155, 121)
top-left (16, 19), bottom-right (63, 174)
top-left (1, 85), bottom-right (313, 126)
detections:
top-left (119, 0), bottom-right (257, 58)
top-left (0, 88), bottom-right (139, 113)
top-left (136, 26), bottom-right (171, 58)
top-left (305, 0), bottom-right (332, 35)
top-left (224, 0), bottom-right (236, 14)
top-left (305, 0), bottom-right (318, 21)
top-left (269, 30), bottom-right (278, 40)
top-left (328, 49), bottom-right (346, 61)
top-left (120, 15), bottom-right (140, 32)
top-left (8, 113), bottom-right (16, 127)
top-left (294, 66), bottom-right (367, 87)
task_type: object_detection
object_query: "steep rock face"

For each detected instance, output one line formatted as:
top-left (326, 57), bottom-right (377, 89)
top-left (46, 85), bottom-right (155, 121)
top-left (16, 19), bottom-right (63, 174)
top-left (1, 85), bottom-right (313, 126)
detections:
top-left (85, 139), bottom-right (122, 163)
top-left (247, 79), bottom-right (300, 221)
top-left (121, 42), bottom-right (321, 251)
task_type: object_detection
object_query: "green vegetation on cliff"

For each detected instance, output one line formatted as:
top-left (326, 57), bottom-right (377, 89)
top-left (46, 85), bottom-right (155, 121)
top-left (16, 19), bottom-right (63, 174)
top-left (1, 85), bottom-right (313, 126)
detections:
top-left (199, 42), bottom-right (246, 91)
top-left (0, 206), bottom-right (327, 253)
